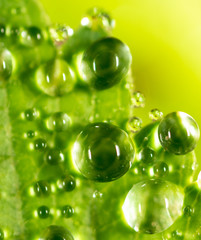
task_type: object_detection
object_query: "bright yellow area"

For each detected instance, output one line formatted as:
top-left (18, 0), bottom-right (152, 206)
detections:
top-left (40, 0), bottom-right (201, 171)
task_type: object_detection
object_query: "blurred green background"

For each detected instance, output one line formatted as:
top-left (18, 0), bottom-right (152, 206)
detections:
top-left (40, 0), bottom-right (201, 174)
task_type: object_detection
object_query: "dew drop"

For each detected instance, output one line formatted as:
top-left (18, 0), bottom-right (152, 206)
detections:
top-left (149, 108), bottom-right (163, 121)
top-left (40, 225), bottom-right (74, 240)
top-left (0, 25), bottom-right (5, 37)
top-left (72, 122), bottom-right (134, 182)
top-left (158, 112), bottom-right (200, 155)
top-left (35, 59), bottom-right (76, 96)
top-left (93, 190), bottom-right (103, 199)
top-left (62, 205), bottom-right (74, 218)
top-left (37, 205), bottom-right (50, 219)
top-left (57, 175), bottom-right (76, 192)
top-left (34, 138), bottom-right (47, 151)
top-left (171, 230), bottom-right (184, 239)
top-left (132, 91), bottom-right (145, 108)
top-left (0, 229), bottom-right (4, 240)
top-left (24, 108), bottom-right (38, 121)
top-left (127, 116), bottom-right (142, 133)
top-left (26, 130), bottom-right (35, 138)
top-left (46, 112), bottom-right (71, 132)
top-left (20, 26), bottom-right (43, 46)
top-left (10, 26), bottom-right (21, 40)
top-left (49, 24), bottom-right (73, 44)
top-left (183, 205), bottom-right (194, 216)
top-left (34, 180), bottom-right (51, 197)
top-left (0, 48), bottom-right (13, 81)
top-left (138, 147), bottom-right (155, 165)
top-left (154, 162), bottom-right (169, 177)
top-left (46, 148), bottom-right (65, 165)
top-left (122, 179), bottom-right (184, 234)
top-left (81, 37), bottom-right (132, 90)
top-left (81, 7), bottom-right (115, 32)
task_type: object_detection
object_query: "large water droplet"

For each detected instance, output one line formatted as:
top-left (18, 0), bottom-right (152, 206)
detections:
top-left (0, 48), bottom-right (13, 81)
top-left (72, 122), bottom-right (134, 182)
top-left (37, 205), bottom-right (50, 219)
top-left (35, 59), bottom-right (76, 96)
top-left (81, 37), bottom-right (132, 90)
top-left (158, 112), bottom-right (200, 155)
top-left (62, 205), bottom-right (74, 218)
top-left (46, 112), bottom-right (71, 132)
top-left (40, 225), bottom-right (74, 240)
top-left (122, 179), bottom-right (184, 234)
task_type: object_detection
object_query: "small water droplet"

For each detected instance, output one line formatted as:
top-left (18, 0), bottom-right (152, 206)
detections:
top-left (72, 122), bottom-right (134, 182)
top-left (122, 179), bottom-right (184, 234)
top-left (24, 108), bottom-right (38, 121)
top-left (0, 48), bottom-right (13, 80)
top-left (81, 7), bottom-right (115, 32)
top-left (40, 225), bottom-right (74, 240)
top-left (183, 205), bottom-right (194, 216)
top-left (0, 25), bottom-right (6, 37)
top-left (132, 91), bottom-right (145, 108)
top-left (34, 180), bottom-right (51, 197)
top-left (46, 112), bottom-right (71, 132)
top-left (127, 116), bottom-right (142, 132)
top-left (49, 24), bottom-right (73, 44)
top-left (149, 108), bottom-right (163, 121)
top-left (0, 229), bottom-right (4, 240)
top-left (10, 26), bottom-right (21, 40)
top-left (37, 205), bottom-right (50, 219)
top-left (35, 59), bottom-right (76, 96)
top-left (138, 147), bottom-right (156, 165)
top-left (46, 148), bottom-right (65, 165)
top-left (26, 130), bottom-right (35, 138)
top-left (62, 205), bottom-right (74, 218)
top-left (20, 26), bottom-right (43, 47)
top-left (34, 138), bottom-right (47, 151)
top-left (154, 162), bottom-right (169, 177)
top-left (171, 230), bottom-right (184, 239)
top-left (57, 175), bottom-right (76, 192)
top-left (158, 112), bottom-right (200, 155)
top-left (93, 190), bottom-right (103, 199)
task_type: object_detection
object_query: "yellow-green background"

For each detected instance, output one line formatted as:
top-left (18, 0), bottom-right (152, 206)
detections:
top-left (40, 0), bottom-right (201, 174)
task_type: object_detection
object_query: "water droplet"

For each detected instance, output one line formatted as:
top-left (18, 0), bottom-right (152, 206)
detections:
top-left (40, 225), bottom-right (74, 240)
top-left (57, 175), bottom-right (76, 192)
top-left (26, 130), bottom-right (35, 138)
top-left (20, 26), bottom-right (43, 46)
top-left (127, 116), bottom-right (142, 132)
top-left (72, 122), bottom-right (134, 182)
top-left (46, 149), bottom-right (65, 165)
top-left (62, 205), bottom-right (74, 218)
top-left (10, 26), bottom-right (21, 39)
top-left (81, 37), bottom-right (132, 90)
top-left (0, 229), bottom-right (4, 240)
top-left (46, 112), bottom-right (71, 132)
top-left (132, 91), bottom-right (145, 108)
top-left (34, 138), bottom-right (47, 151)
top-left (34, 180), bottom-right (51, 197)
top-left (0, 25), bottom-right (5, 37)
top-left (183, 205), bottom-right (194, 216)
top-left (24, 108), bottom-right (38, 121)
top-left (81, 7), bottom-right (115, 32)
top-left (10, 7), bottom-right (25, 15)
top-left (49, 24), bottom-right (73, 44)
top-left (158, 112), bottom-right (200, 155)
top-left (35, 59), bottom-right (76, 96)
top-left (93, 190), bottom-right (103, 199)
top-left (122, 179), bottom-right (184, 234)
top-left (138, 147), bottom-right (155, 165)
top-left (171, 230), bottom-right (184, 239)
top-left (0, 48), bottom-right (13, 80)
top-left (154, 162), bottom-right (169, 177)
top-left (149, 108), bottom-right (163, 121)
top-left (37, 205), bottom-right (50, 219)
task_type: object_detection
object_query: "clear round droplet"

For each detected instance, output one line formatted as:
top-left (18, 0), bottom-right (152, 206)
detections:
top-left (158, 112), bottom-right (200, 155)
top-left (93, 190), bottom-right (103, 199)
top-left (183, 205), bottom-right (194, 216)
top-left (0, 25), bottom-right (6, 37)
top-left (132, 91), bottom-right (145, 108)
top-left (127, 116), bottom-right (142, 133)
top-left (122, 179), bottom-right (184, 234)
top-left (49, 24), bottom-right (73, 44)
top-left (154, 162), bottom-right (169, 177)
top-left (149, 108), bottom-right (163, 121)
top-left (26, 130), bottom-right (35, 138)
top-left (46, 112), bottom-right (71, 132)
top-left (34, 180), bottom-right (51, 197)
top-left (40, 225), bottom-right (74, 240)
top-left (20, 26), bottom-right (43, 47)
top-left (37, 205), bottom-right (50, 219)
top-left (35, 59), bottom-right (76, 97)
top-left (24, 108), bottom-right (38, 121)
top-left (0, 48), bottom-right (13, 81)
top-left (72, 122), bottom-right (134, 182)
top-left (138, 147), bottom-right (156, 165)
top-left (46, 148), bottom-right (65, 165)
top-left (171, 230), bottom-right (183, 239)
top-left (62, 205), bottom-right (74, 218)
top-left (81, 7), bottom-right (115, 32)
top-left (57, 175), bottom-right (76, 192)
top-left (34, 138), bottom-right (47, 151)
